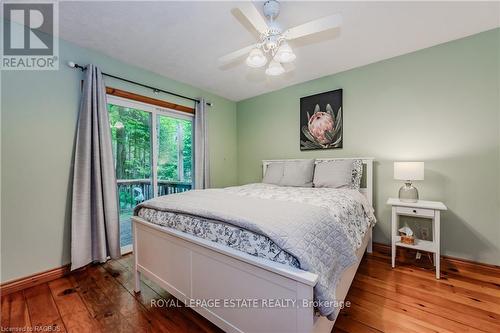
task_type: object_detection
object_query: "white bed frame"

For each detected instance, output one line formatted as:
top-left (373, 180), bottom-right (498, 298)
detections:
top-left (132, 158), bottom-right (374, 333)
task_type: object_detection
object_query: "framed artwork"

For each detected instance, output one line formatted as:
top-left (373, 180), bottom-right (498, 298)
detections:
top-left (300, 89), bottom-right (343, 150)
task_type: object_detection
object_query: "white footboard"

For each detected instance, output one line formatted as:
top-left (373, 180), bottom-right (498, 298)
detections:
top-left (133, 217), bottom-right (319, 333)
top-left (133, 217), bottom-right (372, 333)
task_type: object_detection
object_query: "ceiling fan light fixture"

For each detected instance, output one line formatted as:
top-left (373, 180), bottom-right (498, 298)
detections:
top-left (275, 42), bottom-right (296, 63)
top-left (246, 48), bottom-right (267, 68)
top-left (219, 2), bottom-right (342, 78)
top-left (265, 60), bottom-right (285, 76)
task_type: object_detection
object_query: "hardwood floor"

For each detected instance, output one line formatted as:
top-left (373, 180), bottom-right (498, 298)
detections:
top-left (2, 246), bottom-right (499, 332)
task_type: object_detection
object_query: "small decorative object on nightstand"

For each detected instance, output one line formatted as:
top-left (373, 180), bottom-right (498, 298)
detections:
top-left (387, 198), bottom-right (447, 279)
top-left (394, 162), bottom-right (424, 203)
top-left (398, 226), bottom-right (415, 245)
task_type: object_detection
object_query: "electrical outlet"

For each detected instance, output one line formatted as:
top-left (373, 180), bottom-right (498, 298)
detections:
top-left (416, 251), bottom-right (422, 260)
top-left (421, 227), bottom-right (429, 240)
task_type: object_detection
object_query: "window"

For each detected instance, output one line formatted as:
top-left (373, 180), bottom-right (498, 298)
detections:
top-left (108, 95), bottom-right (193, 253)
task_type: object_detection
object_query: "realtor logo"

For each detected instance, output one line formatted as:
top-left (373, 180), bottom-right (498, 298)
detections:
top-left (1, 1), bottom-right (59, 70)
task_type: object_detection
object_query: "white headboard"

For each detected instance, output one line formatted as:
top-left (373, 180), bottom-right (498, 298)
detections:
top-left (262, 158), bottom-right (374, 206)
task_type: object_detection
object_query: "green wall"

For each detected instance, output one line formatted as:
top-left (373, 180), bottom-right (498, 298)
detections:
top-left (237, 29), bottom-right (500, 265)
top-left (1, 39), bottom-right (238, 282)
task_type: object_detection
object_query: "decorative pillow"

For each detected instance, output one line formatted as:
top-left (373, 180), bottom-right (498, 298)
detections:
top-left (262, 162), bottom-right (284, 185)
top-left (313, 159), bottom-right (363, 189)
top-left (279, 159), bottom-right (315, 187)
top-left (351, 159), bottom-right (363, 190)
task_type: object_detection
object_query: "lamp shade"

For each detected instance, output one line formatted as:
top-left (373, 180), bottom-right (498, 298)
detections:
top-left (265, 60), bottom-right (285, 76)
top-left (275, 42), bottom-right (296, 63)
top-left (394, 162), bottom-right (424, 181)
top-left (246, 48), bottom-right (267, 68)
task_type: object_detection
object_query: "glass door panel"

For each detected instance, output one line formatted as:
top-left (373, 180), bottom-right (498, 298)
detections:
top-left (156, 114), bottom-right (193, 196)
top-left (108, 103), bottom-right (152, 249)
top-left (108, 96), bottom-right (194, 253)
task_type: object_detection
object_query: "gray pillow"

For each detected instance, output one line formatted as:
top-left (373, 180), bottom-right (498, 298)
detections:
top-left (262, 163), bottom-right (284, 185)
top-left (279, 159), bottom-right (315, 187)
top-left (313, 159), bottom-right (363, 189)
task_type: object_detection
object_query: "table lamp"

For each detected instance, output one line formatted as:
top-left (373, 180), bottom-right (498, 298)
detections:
top-left (394, 162), bottom-right (424, 202)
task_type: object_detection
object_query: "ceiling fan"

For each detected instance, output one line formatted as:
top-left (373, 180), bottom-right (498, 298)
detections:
top-left (219, 0), bottom-right (342, 76)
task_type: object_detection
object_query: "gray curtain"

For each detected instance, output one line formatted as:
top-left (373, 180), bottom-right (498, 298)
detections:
top-left (194, 99), bottom-right (210, 189)
top-left (71, 65), bottom-right (120, 270)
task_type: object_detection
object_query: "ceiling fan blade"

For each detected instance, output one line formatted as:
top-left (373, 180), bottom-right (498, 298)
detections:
top-left (237, 2), bottom-right (269, 34)
top-left (218, 44), bottom-right (258, 65)
top-left (285, 14), bottom-right (342, 40)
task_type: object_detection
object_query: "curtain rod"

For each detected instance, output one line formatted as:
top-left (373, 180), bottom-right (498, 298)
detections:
top-left (67, 61), bottom-right (212, 107)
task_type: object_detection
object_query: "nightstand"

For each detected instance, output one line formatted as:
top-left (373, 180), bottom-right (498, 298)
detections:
top-left (387, 198), bottom-right (447, 279)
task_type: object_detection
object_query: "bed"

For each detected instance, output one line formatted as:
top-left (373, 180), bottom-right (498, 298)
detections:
top-left (132, 158), bottom-right (374, 333)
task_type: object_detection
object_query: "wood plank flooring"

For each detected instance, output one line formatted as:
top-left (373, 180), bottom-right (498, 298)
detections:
top-left (2, 245), bottom-right (499, 332)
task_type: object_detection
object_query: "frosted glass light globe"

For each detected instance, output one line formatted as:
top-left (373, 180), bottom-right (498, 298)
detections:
top-left (265, 60), bottom-right (285, 76)
top-left (246, 48), bottom-right (267, 68)
top-left (275, 42), bottom-right (296, 63)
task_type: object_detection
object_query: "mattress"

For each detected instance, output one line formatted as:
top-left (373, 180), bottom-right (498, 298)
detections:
top-left (137, 207), bottom-right (300, 268)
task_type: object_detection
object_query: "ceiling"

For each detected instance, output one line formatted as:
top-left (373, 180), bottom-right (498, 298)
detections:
top-left (58, 1), bottom-right (500, 101)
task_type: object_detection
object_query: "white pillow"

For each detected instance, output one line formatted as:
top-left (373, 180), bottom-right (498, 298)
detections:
top-left (279, 159), bottom-right (315, 187)
top-left (262, 163), bottom-right (284, 185)
top-left (313, 159), bottom-right (363, 189)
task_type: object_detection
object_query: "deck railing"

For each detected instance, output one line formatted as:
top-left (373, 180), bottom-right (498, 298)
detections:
top-left (117, 179), bottom-right (192, 210)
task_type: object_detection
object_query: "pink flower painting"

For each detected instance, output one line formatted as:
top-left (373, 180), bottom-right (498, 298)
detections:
top-left (300, 89), bottom-right (343, 150)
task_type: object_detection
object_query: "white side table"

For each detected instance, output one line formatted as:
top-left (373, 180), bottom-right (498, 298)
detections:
top-left (387, 198), bottom-right (447, 279)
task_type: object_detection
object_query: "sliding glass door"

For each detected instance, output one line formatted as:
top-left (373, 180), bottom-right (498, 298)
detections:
top-left (108, 103), bottom-right (152, 251)
top-left (108, 96), bottom-right (193, 252)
